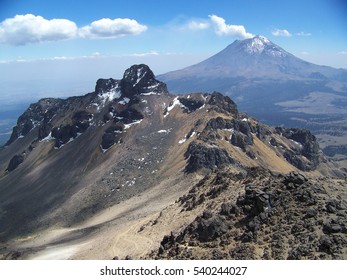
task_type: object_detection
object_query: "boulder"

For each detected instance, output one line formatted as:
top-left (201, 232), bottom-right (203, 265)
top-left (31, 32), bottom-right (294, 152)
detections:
top-left (196, 214), bottom-right (228, 242)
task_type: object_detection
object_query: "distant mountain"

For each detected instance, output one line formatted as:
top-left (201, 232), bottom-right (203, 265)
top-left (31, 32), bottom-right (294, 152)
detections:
top-left (158, 36), bottom-right (347, 162)
top-left (159, 35), bottom-right (347, 89)
top-left (0, 65), bottom-right (345, 260)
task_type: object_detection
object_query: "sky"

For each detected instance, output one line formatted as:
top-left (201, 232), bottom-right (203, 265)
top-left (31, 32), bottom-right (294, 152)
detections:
top-left (0, 0), bottom-right (347, 106)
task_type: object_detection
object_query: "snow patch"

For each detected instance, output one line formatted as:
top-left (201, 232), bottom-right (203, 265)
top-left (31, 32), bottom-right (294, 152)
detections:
top-left (40, 132), bottom-right (54, 142)
top-left (178, 138), bottom-right (186, 144)
top-left (99, 85), bottom-right (121, 105)
top-left (290, 139), bottom-right (303, 149)
top-left (258, 35), bottom-right (270, 43)
top-left (140, 91), bottom-right (160, 96)
top-left (245, 37), bottom-right (265, 54)
top-left (178, 130), bottom-right (196, 144)
top-left (118, 97), bottom-right (130, 105)
top-left (145, 83), bottom-right (160, 89)
top-left (224, 128), bottom-right (234, 140)
top-left (134, 68), bottom-right (147, 86)
top-left (164, 97), bottom-right (188, 117)
top-left (124, 119), bottom-right (142, 129)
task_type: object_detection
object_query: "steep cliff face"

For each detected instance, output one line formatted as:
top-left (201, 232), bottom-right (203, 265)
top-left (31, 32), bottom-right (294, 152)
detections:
top-left (0, 64), bottom-right (343, 260)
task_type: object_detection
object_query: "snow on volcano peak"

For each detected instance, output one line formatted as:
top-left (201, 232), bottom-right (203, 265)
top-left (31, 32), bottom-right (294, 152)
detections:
top-left (245, 37), bottom-right (266, 54)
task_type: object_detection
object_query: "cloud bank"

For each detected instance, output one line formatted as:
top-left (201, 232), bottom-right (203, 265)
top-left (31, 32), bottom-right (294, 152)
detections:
top-left (0, 14), bottom-right (148, 45)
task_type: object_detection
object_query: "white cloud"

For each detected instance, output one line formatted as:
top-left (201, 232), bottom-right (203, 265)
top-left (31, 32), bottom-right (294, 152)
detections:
top-left (79, 18), bottom-right (147, 39)
top-left (208, 15), bottom-right (253, 39)
top-left (186, 20), bottom-right (210, 30)
top-left (297, 31), bottom-right (312, 36)
top-left (0, 15), bottom-right (147, 45)
top-left (272, 29), bottom-right (292, 37)
top-left (52, 56), bottom-right (70, 60)
top-left (0, 14), bottom-right (77, 45)
top-left (338, 51), bottom-right (347, 55)
top-left (130, 51), bottom-right (159, 57)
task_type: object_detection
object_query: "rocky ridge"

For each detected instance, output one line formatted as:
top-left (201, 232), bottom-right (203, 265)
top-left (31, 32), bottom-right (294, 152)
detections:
top-left (150, 168), bottom-right (347, 260)
top-left (0, 64), bottom-right (344, 260)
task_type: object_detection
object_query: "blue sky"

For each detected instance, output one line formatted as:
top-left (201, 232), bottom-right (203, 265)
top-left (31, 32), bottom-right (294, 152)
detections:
top-left (0, 0), bottom-right (347, 105)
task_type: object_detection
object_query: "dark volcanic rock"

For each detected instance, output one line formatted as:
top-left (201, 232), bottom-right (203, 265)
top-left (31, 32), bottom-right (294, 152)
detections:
top-left (51, 124), bottom-right (78, 148)
top-left (101, 125), bottom-right (123, 150)
top-left (283, 150), bottom-right (308, 171)
top-left (231, 131), bottom-right (253, 150)
top-left (230, 119), bottom-right (254, 149)
top-left (184, 142), bottom-right (236, 173)
top-left (73, 111), bottom-right (92, 133)
top-left (95, 78), bottom-right (118, 95)
top-left (155, 167), bottom-right (346, 260)
top-left (205, 117), bottom-right (231, 130)
top-left (284, 172), bottom-right (307, 187)
top-left (120, 64), bottom-right (168, 97)
top-left (208, 92), bottom-right (238, 115)
top-left (196, 214), bottom-right (228, 242)
top-left (276, 127), bottom-right (320, 170)
top-left (178, 97), bottom-right (205, 112)
top-left (118, 107), bottom-right (144, 124)
top-left (6, 154), bottom-right (24, 172)
top-left (6, 98), bottom-right (64, 145)
top-left (251, 123), bottom-right (272, 141)
top-left (38, 121), bottom-right (52, 140)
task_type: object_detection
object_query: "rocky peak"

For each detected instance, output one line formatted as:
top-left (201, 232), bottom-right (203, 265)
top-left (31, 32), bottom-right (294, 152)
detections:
top-left (95, 78), bottom-right (119, 95)
top-left (120, 64), bottom-right (168, 98)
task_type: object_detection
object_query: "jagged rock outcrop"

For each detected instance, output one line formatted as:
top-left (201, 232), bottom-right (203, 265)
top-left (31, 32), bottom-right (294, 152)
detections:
top-left (184, 142), bottom-right (236, 173)
top-left (276, 127), bottom-right (320, 171)
top-left (5, 98), bottom-right (64, 146)
top-left (154, 168), bottom-right (347, 260)
top-left (120, 64), bottom-right (168, 97)
top-left (178, 96), bottom-right (205, 112)
top-left (207, 92), bottom-right (238, 115)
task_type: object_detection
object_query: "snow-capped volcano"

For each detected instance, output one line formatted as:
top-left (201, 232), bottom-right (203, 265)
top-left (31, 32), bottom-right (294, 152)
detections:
top-left (244, 35), bottom-right (268, 54)
top-left (158, 35), bottom-right (347, 81)
top-left (243, 35), bottom-right (287, 57)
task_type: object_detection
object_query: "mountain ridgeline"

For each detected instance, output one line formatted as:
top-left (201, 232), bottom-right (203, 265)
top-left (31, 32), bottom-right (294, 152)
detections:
top-left (0, 64), bottom-right (346, 260)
